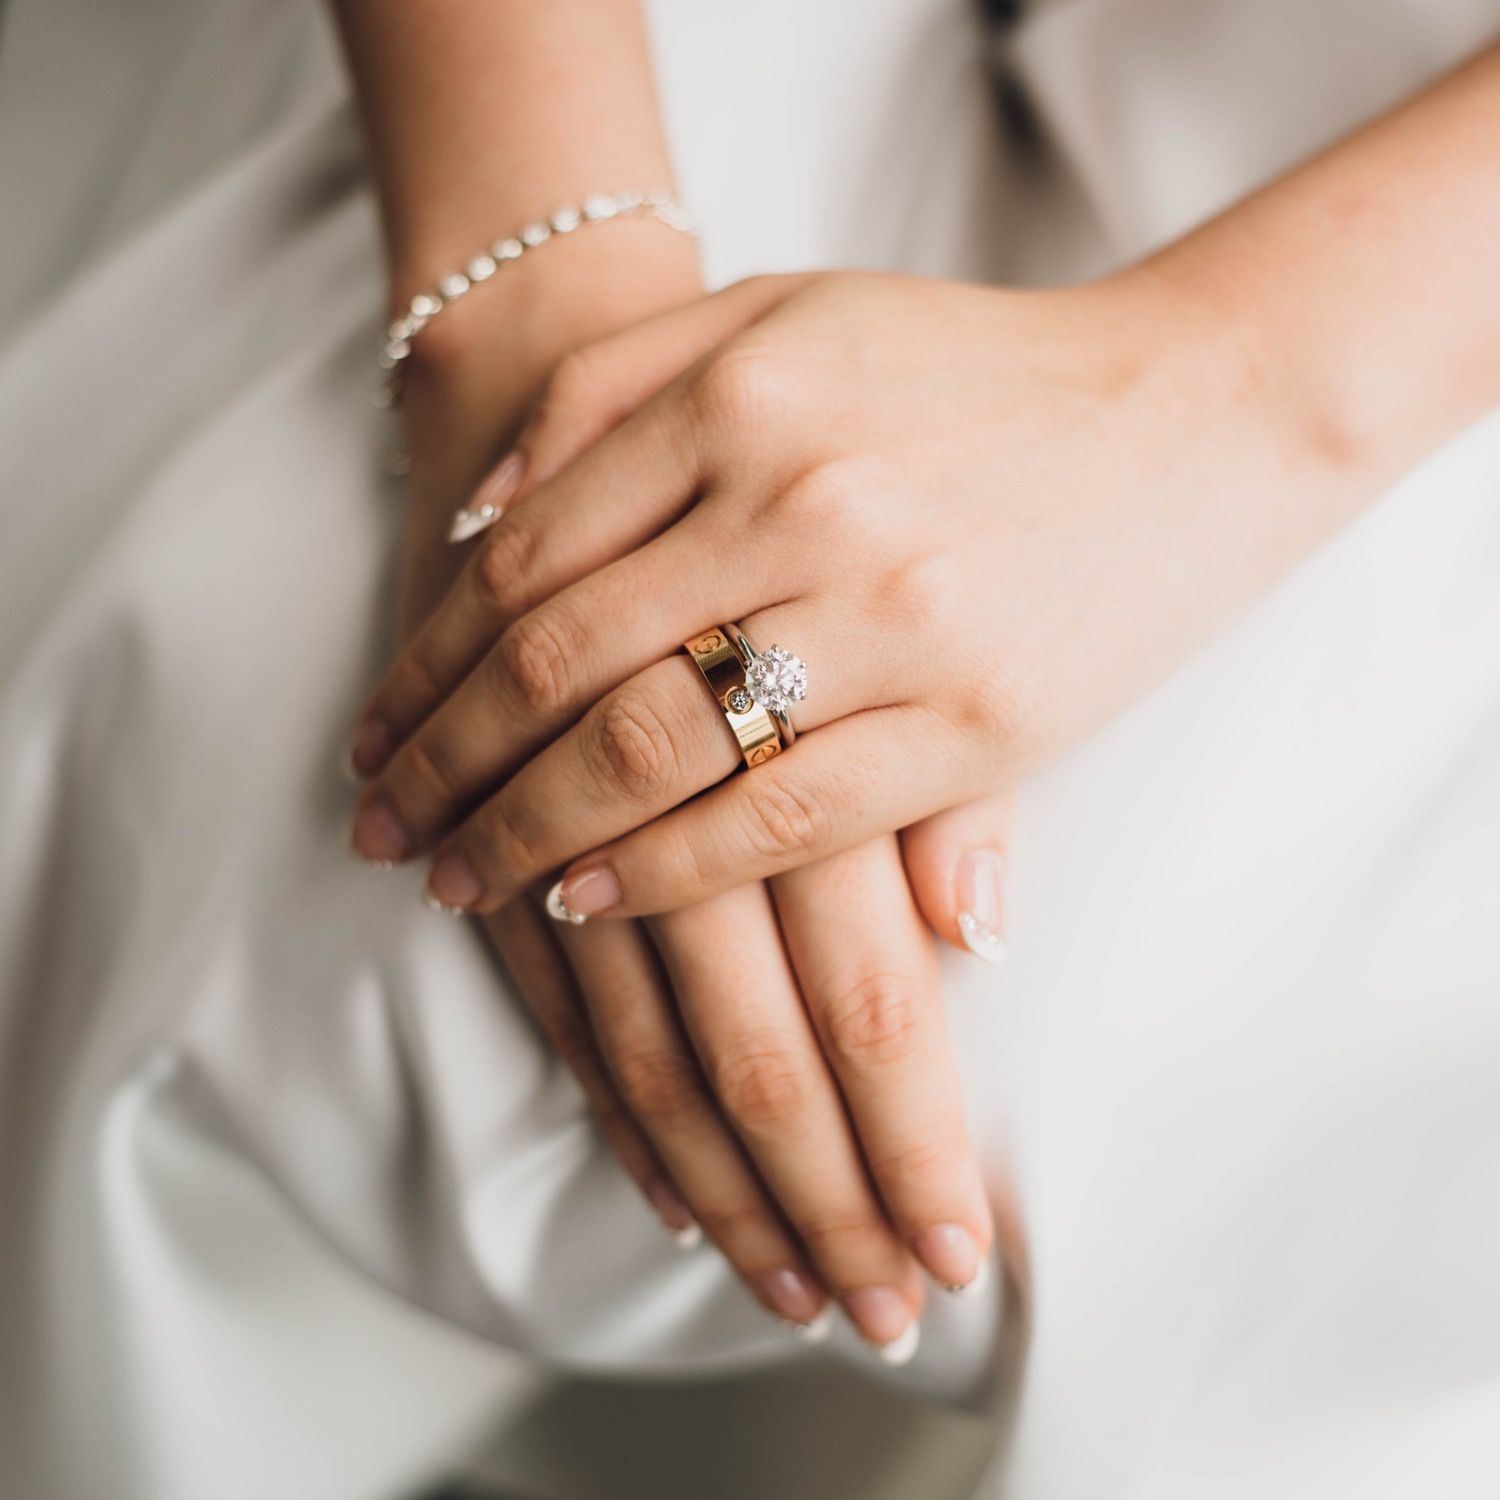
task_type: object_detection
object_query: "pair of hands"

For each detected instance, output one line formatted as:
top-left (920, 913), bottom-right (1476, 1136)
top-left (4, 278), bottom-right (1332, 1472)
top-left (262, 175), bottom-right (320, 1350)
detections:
top-left (348, 233), bottom-right (1303, 1357)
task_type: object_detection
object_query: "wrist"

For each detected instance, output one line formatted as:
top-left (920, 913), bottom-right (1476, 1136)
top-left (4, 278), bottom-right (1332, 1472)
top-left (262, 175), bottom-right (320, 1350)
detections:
top-left (397, 213), bottom-right (701, 395)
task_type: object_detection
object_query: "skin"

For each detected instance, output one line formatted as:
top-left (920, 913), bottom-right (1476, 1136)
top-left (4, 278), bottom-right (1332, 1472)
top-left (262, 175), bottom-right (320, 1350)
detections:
top-left (349, 28), bottom-right (1500, 1302)
top-left (332, 0), bottom-right (1005, 1358)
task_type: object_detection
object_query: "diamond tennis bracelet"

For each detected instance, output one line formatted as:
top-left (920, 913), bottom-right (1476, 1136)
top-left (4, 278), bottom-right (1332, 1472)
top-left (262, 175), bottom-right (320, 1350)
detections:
top-left (376, 189), bottom-right (696, 408)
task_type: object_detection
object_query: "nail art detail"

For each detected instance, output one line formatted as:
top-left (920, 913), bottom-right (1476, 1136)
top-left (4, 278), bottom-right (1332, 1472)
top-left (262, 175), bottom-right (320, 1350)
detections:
top-left (557, 863), bottom-right (622, 918)
top-left (787, 1306), bottom-right (832, 1343)
top-left (545, 878), bottom-right (587, 925)
top-left (672, 1222), bottom-right (703, 1252)
top-left (448, 451), bottom-right (526, 544)
top-left (956, 849), bottom-right (1006, 966)
top-left (943, 1258), bottom-right (991, 1297)
top-left (424, 893), bottom-right (466, 917)
top-left (878, 1322), bottom-right (921, 1367)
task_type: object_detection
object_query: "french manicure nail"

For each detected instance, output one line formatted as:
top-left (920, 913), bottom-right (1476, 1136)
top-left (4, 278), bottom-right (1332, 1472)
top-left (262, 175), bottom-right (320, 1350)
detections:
top-left (913, 1223), bottom-right (984, 1292)
top-left (789, 1306), bottom-right (833, 1343)
top-left (956, 849), bottom-right (1006, 966)
top-left (448, 451), bottom-right (526, 544)
top-left (558, 862), bottom-right (622, 918)
top-left (753, 1268), bottom-right (825, 1330)
top-left (346, 718), bottom-right (392, 780)
top-left (645, 1179), bottom-right (700, 1250)
top-left (424, 892), bottom-right (466, 917)
top-left (842, 1286), bottom-right (916, 1357)
top-left (877, 1322), bottom-right (921, 1367)
top-left (545, 878), bottom-right (587, 925)
top-left (426, 849), bottom-right (485, 910)
top-left (350, 796), bottom-right (411, 865)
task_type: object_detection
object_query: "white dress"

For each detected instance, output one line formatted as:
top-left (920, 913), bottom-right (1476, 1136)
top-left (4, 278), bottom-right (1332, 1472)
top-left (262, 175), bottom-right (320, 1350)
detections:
top-left (2, 1), bottom-right (1499, 1497)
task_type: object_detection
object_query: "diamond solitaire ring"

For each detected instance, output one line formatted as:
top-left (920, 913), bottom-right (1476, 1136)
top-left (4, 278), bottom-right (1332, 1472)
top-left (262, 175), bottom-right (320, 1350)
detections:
top-left (682, 625), bottom-right (808, 770)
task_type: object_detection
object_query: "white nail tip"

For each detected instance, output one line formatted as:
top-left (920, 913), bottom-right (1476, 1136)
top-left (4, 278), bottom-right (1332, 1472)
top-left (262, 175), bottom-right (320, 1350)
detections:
top-left (944, 1257), bottom-right (991, 1297)
top-left (877, 1322), bottom-right (921, 1367)
top-left (788, 1307), bottom-right (833, 1343)
top-left (671, 1222), bottom-right (703, 1252)
top-left (958, 912), bottom-right (1006, 966)
top-left (447, 502), bottom-right (504, 545)
top-left (545, 879), bottom-right (588, 925)
top-left (424, 893), bottom-right (465, 917)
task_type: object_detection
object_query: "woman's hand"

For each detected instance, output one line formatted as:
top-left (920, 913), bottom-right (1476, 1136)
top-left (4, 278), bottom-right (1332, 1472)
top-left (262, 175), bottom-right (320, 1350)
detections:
top-left (351, 265), bottom-right (1330, 917)
top-left (376, 250), bottom-right (1004, 1357)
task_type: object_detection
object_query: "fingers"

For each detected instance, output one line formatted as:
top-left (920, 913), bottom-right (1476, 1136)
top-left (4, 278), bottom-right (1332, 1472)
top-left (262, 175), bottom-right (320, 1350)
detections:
top-left (553, 899), bottom-right (835, 1338)
top-left (649, 883), bottom-right (927, 1359)
top-left (348, 394), bottom-right (703, 781)
top-left (898, 794), bottom-right (1015, 965)
top-left (349, 505), bottom-right (760, 866)
top-left (550, 705), bottom-right (980, 920)
top-left (417, 593), bottom-right (896, 910)
top-left (476, 896), bottom-right (679, 1230)
top-left (771, 839), bottom-right (993, 1296)
top-left (348, 276), bottom-right (808, 779)
top-left (506, 273), bottom-right (811, 499)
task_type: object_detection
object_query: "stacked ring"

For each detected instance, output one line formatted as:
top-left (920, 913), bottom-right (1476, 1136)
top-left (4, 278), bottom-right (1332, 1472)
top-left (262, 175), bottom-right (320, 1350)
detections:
top-left (683, 625), bottom-right (808, 770)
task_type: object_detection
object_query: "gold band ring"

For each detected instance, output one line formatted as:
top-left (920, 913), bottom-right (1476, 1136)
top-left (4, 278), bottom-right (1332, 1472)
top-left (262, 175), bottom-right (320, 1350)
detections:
top-left (683, 624), bottom-right (803, 770)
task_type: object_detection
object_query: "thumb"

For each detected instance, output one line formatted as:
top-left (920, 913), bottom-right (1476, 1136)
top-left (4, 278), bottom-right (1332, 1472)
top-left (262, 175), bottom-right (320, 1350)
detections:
top-left (898, 794), bottom-right (1014, 967)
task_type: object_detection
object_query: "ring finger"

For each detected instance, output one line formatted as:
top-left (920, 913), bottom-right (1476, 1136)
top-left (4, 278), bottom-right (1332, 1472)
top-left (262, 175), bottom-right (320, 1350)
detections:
top-left (418, 600), bottom-right (878, 913)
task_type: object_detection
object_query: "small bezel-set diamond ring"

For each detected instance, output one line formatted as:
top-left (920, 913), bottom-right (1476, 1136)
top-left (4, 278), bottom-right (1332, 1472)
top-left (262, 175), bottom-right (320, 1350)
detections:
top-left (682, 624), bottom-right (808, 770)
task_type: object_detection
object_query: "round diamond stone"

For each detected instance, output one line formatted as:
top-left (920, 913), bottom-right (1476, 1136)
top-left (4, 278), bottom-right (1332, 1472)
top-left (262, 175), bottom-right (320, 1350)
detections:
top-left (726, 687), bottom-right (753, 714)
top-left (745, 646), bottom-right (807, 716)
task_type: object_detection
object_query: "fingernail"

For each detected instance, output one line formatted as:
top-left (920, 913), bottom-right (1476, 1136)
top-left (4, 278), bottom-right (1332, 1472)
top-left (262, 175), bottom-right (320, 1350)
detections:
top-left (753, 1268), bottom-right (825, 1330)
top-left (558, 862), bottom-right (622, 918)
top-left (789, 1306), bottom-right (833, 1343)
top-left (645, 1179), bottom-right (701, 1250)
top-left (913, 1223), bottom-right (985, 1292)
top-left (346, 718), bottom-right (392, 780)
top-left (449, 451), bottom-right (525, 544)
top-left (545, 878), bottom-right (587, 926)
top-left (350, 796), bottom-right (411, 864)
top-left (876, 1321), bottom-right (921, 1367)
top-left (842, 1286), bottom-right (917, 1362)
top-left (426, 849), bottom-right (486, 910)
top-left (424, 892), bottom-right (466, 917)
top-left (956, 849), bottom-right (1006, 966)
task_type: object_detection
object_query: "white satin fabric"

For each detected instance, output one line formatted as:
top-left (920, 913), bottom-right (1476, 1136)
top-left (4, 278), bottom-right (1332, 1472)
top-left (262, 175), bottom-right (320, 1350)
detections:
top-left (2, 1), bottom-right (1499, 1497)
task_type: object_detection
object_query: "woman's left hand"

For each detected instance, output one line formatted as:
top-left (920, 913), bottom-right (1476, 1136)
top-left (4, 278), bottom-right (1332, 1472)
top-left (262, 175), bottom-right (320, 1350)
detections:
top-left (350, 265), bottom-right (1325, 916)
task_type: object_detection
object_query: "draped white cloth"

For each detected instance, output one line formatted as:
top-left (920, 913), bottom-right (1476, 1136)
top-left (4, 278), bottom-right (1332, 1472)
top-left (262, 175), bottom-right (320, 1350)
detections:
top-left (2, 1), bottom-right (1498, 1496)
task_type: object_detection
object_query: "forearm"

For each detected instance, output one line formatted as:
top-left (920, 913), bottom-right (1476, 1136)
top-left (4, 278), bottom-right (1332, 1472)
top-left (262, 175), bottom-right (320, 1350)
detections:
top-left (1152, 42), bottom-right (1500, 498)
top-left (329, 0), bottom-right (678, 301)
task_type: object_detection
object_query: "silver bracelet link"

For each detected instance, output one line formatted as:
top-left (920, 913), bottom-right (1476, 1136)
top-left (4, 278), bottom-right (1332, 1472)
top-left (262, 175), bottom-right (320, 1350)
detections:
top-left (376, 188), bottom-right (696, 407)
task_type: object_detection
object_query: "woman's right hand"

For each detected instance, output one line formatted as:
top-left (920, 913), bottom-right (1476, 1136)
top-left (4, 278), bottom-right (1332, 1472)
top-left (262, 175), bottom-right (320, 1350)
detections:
top-left (367, 242), bottom-right (1003, 1358)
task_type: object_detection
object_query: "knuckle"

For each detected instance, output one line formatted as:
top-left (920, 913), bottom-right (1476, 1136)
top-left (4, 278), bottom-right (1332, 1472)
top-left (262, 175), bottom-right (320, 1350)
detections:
top-left (482, 791), bottom-right (544, 883)
top-left (590, 691), bottom-right (679, 802)
top-left (820, 971), bottom-right (923, 1072)
top-left (612, 1046), bottom-right (705, 1126)
top-left (690, 346), bottom-right (787, 433)
top-left (796, 1213), bottom-right (894, 1270)
top-left (497, 609), bottom-right (576, 717)
top-left (394, 644), bottom-right (446, 715)
top-left (696, 1200), bottom-right (775, 1253)
top-left (740, 776), bottom-right (826, 862)
top-left (475, 522), bottom-right (534, 614)
top-left (712, 1041), bottom-right (816, 1130)
top-left (401, 737), bottom-right (464, 808)
top-left (866, 1130), bottom-right (968, 1198)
